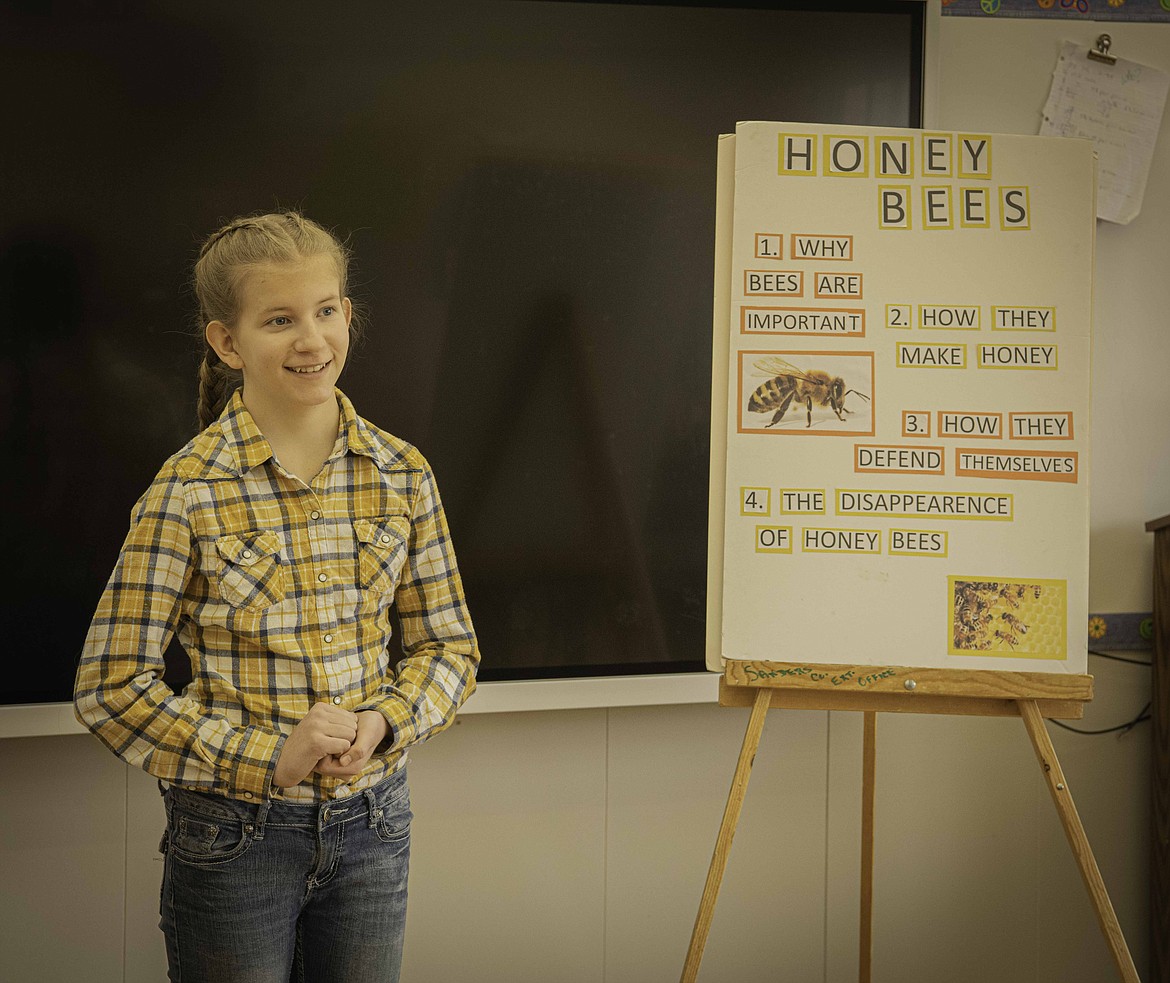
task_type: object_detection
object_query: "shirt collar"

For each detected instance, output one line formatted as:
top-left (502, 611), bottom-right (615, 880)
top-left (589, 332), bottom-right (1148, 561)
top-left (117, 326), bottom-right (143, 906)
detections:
top-left (217, 390), bottom-right (275, 473)
top-left (335, 389), bottom-right (384, 462)
top-left (216, 388), bottom-right (382, 475)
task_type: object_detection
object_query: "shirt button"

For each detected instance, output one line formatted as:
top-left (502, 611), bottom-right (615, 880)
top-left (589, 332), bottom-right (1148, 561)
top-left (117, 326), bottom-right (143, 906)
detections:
top-left (244, 792), bottom-right (254, 799)
top-left (241, 550), bottom-right (253, 559)
top-left (311, 510), bottom-right (321, 520)
top-left (332, 696), bottom-right (343, 705)
top-left (318, 573), bottom-right (328, 583)
top-left (380, 534), bottom-right (392, 544)
top-left (324, 633), bottom-right (333, 644)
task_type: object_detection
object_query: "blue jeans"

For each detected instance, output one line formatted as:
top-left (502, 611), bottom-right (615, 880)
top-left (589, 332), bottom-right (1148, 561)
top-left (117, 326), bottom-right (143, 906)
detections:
top-left (159, 768), bottom-right (411, 983)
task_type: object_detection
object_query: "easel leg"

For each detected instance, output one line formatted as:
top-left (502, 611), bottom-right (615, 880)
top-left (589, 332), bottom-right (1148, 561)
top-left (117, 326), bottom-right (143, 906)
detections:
top-left (859, 711), bottom-right (876, 983)
top-left (681, 688), bottom-right (771, 983)
top-left (1017, 700), bottom-right (1140, 983)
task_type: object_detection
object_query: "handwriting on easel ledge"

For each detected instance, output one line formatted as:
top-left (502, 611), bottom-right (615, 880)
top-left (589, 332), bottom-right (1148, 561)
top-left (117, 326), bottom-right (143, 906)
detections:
top-left (742, 665), bottom-right (899, 688)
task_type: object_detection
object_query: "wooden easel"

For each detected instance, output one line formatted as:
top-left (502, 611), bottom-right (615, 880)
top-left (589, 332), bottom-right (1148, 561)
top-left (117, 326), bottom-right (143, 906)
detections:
top-left (680, 661), bottom-right (1141, 983)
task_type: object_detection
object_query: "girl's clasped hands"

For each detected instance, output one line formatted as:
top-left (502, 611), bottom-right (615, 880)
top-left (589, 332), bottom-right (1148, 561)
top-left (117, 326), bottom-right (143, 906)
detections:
top-left (272, 705), bottom-right (389, 788)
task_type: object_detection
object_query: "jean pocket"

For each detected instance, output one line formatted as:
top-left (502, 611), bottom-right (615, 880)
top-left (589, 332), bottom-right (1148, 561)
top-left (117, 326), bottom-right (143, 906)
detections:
top-left (169, 812), bottom-right (255, 866)
top-left (372, 784), bottom-right (413, 845)
top-left (213, 531), bottom-right (287, 610)
top-left (374, 810), bottom-right (412, 844)
top-left (354, 515), bottom-right (410, 593)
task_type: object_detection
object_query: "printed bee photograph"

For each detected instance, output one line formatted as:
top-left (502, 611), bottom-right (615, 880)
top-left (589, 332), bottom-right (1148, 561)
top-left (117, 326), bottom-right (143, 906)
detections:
top-left (738, 350), bottom-right (874, 435)
top-left (948, 577), bottom-right (1068, 660)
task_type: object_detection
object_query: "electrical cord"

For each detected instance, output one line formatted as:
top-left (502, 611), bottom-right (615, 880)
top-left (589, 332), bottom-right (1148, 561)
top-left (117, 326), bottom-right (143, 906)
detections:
top-left (1087, 648), bottom-right (1153, 667)
top-left (1051, 701), bottom-right (1151, 736)
top-left (1048, 649), bottom-right (1154, 735)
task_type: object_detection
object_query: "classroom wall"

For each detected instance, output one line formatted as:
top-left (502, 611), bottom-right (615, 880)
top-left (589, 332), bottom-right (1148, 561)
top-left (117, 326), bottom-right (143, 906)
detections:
top-left (935, 15), bottom-right (1170, 614)
top-left (0, 9), bottom-right (1162, 982)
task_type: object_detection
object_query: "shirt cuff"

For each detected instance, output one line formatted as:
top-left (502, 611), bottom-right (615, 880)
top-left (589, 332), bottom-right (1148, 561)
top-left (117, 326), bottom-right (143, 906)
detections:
top-left (224, 727), bottom-right (286, 800)
top-left (359, 697), bottom-right (418, 754)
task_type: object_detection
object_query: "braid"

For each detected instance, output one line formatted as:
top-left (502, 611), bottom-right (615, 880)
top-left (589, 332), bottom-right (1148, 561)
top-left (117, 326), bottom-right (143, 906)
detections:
top-left (196, 345), bottom-right (241, 431)
top-left (197, 217), bottom-right (267, 260)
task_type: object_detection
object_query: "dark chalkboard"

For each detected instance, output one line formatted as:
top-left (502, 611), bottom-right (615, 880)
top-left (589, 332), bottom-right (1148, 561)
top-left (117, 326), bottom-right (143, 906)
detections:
top-left (0, 0), bottom-right (924, 704)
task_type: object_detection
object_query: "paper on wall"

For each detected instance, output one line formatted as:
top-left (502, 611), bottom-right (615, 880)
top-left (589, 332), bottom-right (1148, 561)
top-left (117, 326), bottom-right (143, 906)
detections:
top-left (1040, 39), bottom-right (1169, 224)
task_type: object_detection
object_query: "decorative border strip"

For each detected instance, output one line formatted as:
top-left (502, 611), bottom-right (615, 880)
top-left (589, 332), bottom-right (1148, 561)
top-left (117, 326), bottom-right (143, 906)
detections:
top-left (1086, 612), bottom-right (1154, 650)
top-left (942, 0), bottom-right (1170, 22)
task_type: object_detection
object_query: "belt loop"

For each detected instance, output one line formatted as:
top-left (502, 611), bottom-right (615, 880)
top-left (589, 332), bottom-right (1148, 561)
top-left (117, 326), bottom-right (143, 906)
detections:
top-left (364, 788), bottom-right (380, 829)
top-left (253, 800), bottom-right (271, 840)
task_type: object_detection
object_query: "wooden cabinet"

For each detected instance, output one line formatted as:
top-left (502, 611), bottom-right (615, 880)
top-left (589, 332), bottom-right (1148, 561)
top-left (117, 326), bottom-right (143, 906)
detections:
top-left (1144, 514), bottom-right (1170, 983)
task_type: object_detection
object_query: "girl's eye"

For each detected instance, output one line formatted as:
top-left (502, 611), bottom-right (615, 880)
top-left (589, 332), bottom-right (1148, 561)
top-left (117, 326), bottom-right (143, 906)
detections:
top-left (269, 316), bottom-right (291, 327)
top-left (321, 306), bottom-right (335, 317)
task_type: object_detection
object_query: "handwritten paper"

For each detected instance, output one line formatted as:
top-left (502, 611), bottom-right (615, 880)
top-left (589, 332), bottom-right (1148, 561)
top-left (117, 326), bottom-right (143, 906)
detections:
top-left (1040, 40), bottom-right (1169, 224)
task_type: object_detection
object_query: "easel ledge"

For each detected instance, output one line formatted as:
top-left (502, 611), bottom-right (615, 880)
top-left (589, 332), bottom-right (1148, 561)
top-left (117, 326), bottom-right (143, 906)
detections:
top-left (720, 660), bottom-right (1091, 720)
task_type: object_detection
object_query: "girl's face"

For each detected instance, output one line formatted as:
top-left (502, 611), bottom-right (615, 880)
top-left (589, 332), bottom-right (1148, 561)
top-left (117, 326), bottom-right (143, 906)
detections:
top-left (207, 253), bottom-right (352, 420)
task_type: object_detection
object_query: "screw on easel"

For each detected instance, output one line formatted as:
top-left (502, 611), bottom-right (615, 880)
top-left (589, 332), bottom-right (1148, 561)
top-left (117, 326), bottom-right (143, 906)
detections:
top-left (904, 679), bottom-right (917, 691)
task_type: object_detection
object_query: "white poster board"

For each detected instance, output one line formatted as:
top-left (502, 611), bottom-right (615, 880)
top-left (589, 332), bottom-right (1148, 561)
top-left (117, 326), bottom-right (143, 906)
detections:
top-left (708, 122), bottom-right (1094, 674)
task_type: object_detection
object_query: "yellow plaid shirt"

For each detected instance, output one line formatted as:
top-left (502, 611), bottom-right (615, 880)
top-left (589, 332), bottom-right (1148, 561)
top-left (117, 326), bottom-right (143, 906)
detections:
top-left (75, 389), bottom-right (478, 803)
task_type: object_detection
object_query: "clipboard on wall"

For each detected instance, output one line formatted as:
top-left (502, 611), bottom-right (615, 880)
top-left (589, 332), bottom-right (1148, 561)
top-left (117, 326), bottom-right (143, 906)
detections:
top-left (1040, 35), bottom-right (1170, 225)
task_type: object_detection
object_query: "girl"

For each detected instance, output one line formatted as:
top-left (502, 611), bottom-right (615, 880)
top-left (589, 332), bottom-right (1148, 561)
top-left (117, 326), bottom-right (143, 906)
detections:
top-left (74, 211), bottom-right (479, 983)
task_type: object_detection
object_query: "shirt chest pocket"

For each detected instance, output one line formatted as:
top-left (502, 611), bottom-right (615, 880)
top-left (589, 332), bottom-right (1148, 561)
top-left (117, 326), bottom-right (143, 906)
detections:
top-left (354, 515), bottom-right (411, 594)
top-left (213, 531), bottom-right (287, 610)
